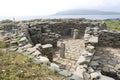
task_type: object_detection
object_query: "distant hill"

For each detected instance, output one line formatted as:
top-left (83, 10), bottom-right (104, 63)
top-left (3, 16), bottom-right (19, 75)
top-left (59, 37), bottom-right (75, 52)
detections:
top-left (55, 10), bottom-right (120, 15)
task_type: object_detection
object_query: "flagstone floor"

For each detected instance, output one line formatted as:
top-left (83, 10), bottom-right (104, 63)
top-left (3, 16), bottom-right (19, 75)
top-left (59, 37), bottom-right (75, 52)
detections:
top-left (53, 39), bottom-right (85, 72)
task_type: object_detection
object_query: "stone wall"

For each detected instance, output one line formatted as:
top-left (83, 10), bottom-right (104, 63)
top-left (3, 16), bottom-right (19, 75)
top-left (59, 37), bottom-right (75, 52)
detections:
top-left (48, 22), bottom-right (89, 38)
top-left (26, 21), bottom-right (107, 39)
top-left (2, 23), bottom-right (19, 33)
top-left (98, 30), bottom-right (120, 47)
top-left (74, 27), bottom-right (115, 80)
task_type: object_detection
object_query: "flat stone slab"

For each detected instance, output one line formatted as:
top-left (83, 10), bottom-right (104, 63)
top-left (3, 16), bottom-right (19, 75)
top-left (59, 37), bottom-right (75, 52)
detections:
top-left (10, 40), bottom-right (17, 44)
top-left (81, 50), bottom-right (93, 57)
top-left (34, 43), bottom-right (41, 48)
top-left (88, 36), bottom-right (98, 43)
top-left (93, 56), bottom-right (101, 60)
top-left (77, 55), bottom-right (91, 65)
top-left (42, 44), bottom-right (53, 49)
top-left (68, 74), bottom-right (83, 80)
top-left (32, 50), bottom-right (41, 56)
top-left (108, 59), bottom-right (117, 66)
top-left (32, 58), bottom-right (43, 64)
top-left (27, 55), bottom-right (35, 59)
top-left (100, 74), bottom-right (115, 80)
top-left (58, 70), bottom-right (72, 77)
top-left (90, 72), bottom-right (101, 80)
top-left (17, 48), bottom-right (25, 53)
top-left (50, 63), bottom-right (60, 72)
top-left (26, 47), bottom-right (36, 53)
top-left (38, 56), bottom-right (49, 64)
top-left (90, 61), bottom-right (99, 66)
top-left (73, 66), bottom-right (86, 78)
top-left (23, 44), bottom-right (32, 48)
top-left (19, 37), bottom-right (27, 42)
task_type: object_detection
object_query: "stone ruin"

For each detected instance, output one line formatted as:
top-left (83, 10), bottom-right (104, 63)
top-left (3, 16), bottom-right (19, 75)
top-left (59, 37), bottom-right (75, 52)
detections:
top-left (2, 19), bottom-right (120, 80)
top-left (98, 30), bottom-right (120, 47)
top-left (24, 23), bottom-right (61, 47)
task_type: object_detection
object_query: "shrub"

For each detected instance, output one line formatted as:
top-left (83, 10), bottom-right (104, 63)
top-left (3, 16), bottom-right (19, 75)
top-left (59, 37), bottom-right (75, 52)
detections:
top-left (1, 19), bottom-right (12, 23)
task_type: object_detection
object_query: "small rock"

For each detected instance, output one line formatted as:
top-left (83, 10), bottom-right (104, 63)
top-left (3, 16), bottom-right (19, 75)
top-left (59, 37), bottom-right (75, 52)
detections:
top-left (39, 56), bottom-right (50, 64)
top-left (23, 44), bottom-right (32, 48)
top-left (90, 61), bottom-right (99, 66)
top-left (73, 66), bottom-right (86, 78)
top-left (83, 72), bottom-right (90, 80)
top-left (32, 50), bottom-right (41, 56)
top-left (90, 72), bottom-right (101, 80)
top-left (77, 55), bottom-right (91, 65)
top-left (26, 47), bottom-right (36, 54)
top-left (88, 67), bottom-right (94, 73)
top-left (42, 44), bottom-right (53, 49)
top-left (50, 63), bottom-right (60, 72)
top-left (58, 70), bottom-right (72, 77)
top-left (51, 63), bottom-right (59, 67)
top-left (100, 74), bottom-right (115, 80)
top-left (68, 74), bottom-right (83, 80)
top-left (108, 59), bottom-right (117, 66)
top-left (102, 66), bottom-right (109, 73)
top-left (93, 56), bottom-right (101, 60)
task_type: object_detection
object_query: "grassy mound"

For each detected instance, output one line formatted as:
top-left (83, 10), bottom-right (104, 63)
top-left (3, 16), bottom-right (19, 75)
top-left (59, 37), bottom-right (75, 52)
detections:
top-left (0, 50), bottom-right (63, 80)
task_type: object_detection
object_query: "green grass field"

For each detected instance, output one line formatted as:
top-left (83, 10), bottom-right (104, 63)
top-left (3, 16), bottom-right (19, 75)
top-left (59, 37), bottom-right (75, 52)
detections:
top-left (105, 20), bottom-right (120, 31)
top-left (0, 50), bottom-right (63, 80)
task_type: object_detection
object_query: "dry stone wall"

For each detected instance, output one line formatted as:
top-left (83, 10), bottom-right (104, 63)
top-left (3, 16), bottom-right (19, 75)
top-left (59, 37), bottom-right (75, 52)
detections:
top-left (98, 30), bottom-right (120, 47)
top-left (74, 27), bottom-right (115, 80)
top-left (24, 21), bottom-right (107, 39)
top-left (48, 22), bottom-right (89, 37)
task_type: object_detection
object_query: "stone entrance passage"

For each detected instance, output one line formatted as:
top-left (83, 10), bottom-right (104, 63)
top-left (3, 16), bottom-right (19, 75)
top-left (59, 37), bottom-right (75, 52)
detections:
top-left (53, 39), bottom-right (85, 72)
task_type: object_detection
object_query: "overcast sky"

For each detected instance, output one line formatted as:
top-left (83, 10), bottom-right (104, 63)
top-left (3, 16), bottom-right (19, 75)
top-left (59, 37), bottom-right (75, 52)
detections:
top-left (0, 0), bottom-right (120, 16)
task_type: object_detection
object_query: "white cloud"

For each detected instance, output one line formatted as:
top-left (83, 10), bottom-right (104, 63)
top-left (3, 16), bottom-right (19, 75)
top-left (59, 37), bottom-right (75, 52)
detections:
top-left (0, 0), bottom-right (120, 16)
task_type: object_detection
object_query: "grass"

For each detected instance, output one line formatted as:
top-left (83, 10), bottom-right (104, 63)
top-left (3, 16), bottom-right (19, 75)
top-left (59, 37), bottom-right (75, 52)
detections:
top-left (0, 41), bottom-right (8, 48)
top-left (105, 20), bottom-right (120, 31)
top-left (0, 50), bottom-right (63, 80)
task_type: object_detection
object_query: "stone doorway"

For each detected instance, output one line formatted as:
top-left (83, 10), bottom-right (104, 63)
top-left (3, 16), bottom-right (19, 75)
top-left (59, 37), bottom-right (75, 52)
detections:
top-left (62, 28), bottom-right (73, 37)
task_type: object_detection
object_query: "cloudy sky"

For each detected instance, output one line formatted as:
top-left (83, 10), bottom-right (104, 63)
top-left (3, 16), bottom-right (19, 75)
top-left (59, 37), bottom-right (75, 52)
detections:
top-left (0, 0), bottom-right (120, 16)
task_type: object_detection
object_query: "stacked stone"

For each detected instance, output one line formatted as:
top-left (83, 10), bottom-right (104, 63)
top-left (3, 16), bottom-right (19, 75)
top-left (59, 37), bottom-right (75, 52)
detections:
top-left (98, 30), bottom-right (120, 47)
top-left (98, 22), bottom-right (107, 30)
top-left (73, 27), bottom-right (98, 79)
top-left (23, 21), bottom-right (107, 39)
top-left (74, 46), bottom-right (95, 78)
top-left (48, 22), bottom-right (91, 38)
top-left (19, 37), bottom-right (28, 47)
top-left (84, 27), bottom-right (99, 47)
top-left (24, 24), bottom-right (61, 47)
top-left (14, 34), bottom-right (52, 65)
top-left (17, 34), bottom-right (58, 68)
top-left (74, 27), bottom-right (115, 80)
top-left (89, 47), bottom-right (120, 80)
top-left (17, 36), bottom-right (83, 80)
